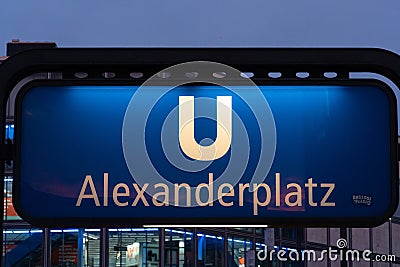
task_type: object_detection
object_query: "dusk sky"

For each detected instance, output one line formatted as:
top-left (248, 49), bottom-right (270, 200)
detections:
top-left (1, 1), bottom-right (399, 52)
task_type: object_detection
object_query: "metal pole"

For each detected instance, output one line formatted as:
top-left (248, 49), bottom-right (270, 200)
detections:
top-left (159, 228), bottom-right (165, 267)
top-left (42, 228), bottom-right (51, 267)
top-left (340, 228), bottom-right (347, 267)
top-left (193, 228), bottom-right (198, 267)
top-left (100, 228), bottom-right (109, 267)
top-left (78, 229), bottom-right (84, 267)
top-left (224, 230), bottom-right (228, 267)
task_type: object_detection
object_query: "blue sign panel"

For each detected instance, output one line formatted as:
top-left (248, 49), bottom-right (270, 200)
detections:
top-left (14, 81), bottom-right (397, 226)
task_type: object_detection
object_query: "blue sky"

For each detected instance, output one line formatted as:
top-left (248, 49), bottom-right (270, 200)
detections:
top-left (1, 0), bottom-right (400, 52)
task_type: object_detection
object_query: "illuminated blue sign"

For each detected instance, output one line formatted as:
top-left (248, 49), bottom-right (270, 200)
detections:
top-left (14, 80), bottom-right (397, 227)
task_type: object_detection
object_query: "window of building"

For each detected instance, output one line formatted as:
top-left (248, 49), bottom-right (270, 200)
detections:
top-left (196, 232), bottom-right (223, 267)
top-left (373, 222), bottom-right (390, 255)
top-left (392, 222), bottom-right (400, 257)
top-left (3, 228), bottom-right (43, 267)
top-left (306, 228), bottom-right (327, 244)
top-left (227, 235), bottom-right (252, 267)
top-left (50, 229), bottom-right (100, 267)
top-left (165, 229), bottom-right (194, 267)
top-left (351, 228), bottom-right (370, 251)
top-left (329, 228), bottom-right (340, 246)
top-left (108, 228), bottom-right (159, 267)
top-left (3, 177), bottom-right (21, 221)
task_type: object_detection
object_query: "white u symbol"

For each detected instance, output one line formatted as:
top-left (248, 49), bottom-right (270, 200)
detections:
top-left (179, 96), bottom-right (232, 161)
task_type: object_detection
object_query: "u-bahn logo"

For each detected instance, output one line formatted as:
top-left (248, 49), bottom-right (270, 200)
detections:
top-left (122, 61), bottom-right (277, 207)
top-left (179, 96), bottom-right (232, 161)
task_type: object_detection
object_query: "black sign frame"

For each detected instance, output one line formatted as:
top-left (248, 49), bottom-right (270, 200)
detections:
top-left (0, 48), bottom-right (400, 228)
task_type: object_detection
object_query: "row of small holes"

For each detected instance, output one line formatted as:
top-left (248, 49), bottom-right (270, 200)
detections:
top-left (74, 71), bottom-right (339, 79)
top-left (74, 72), bottom-right (144, 79)
top-left (267, 72), bottom-right (339, 79)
